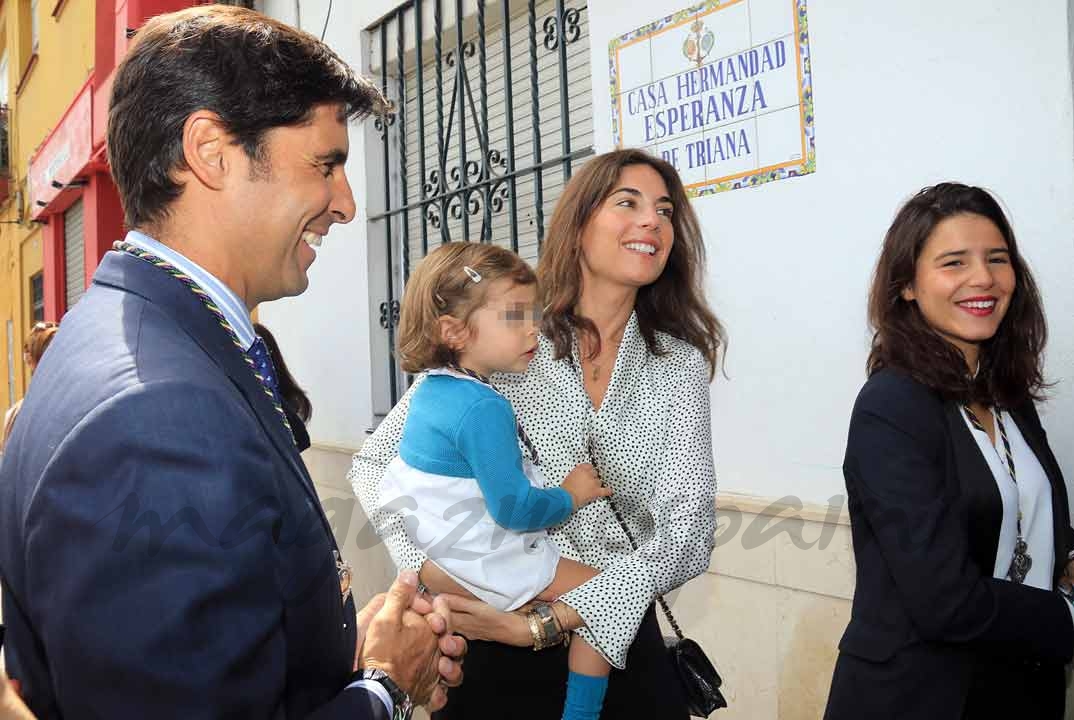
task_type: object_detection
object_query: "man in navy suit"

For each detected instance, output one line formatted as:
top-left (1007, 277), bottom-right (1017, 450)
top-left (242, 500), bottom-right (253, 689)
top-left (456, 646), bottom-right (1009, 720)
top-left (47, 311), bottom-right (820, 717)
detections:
top-left (0, 6), bottom-right (463, 718)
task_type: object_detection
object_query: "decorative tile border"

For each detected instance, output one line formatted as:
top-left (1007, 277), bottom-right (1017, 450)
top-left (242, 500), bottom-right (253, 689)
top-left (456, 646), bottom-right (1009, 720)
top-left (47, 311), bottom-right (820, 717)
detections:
top-left (609, 0), bottom-right (815, 197)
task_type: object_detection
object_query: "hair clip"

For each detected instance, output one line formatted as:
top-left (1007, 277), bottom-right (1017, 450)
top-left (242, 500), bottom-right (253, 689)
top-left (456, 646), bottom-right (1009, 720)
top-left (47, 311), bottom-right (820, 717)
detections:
top-left (434, 292), bottom-right (447, 308)
top-left (463, 266), bottom-right (482, 283)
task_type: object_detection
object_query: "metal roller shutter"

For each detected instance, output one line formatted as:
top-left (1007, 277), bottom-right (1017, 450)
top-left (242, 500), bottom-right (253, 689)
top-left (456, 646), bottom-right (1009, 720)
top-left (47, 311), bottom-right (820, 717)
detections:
top-left (64, 199), bottom-right (85, 310)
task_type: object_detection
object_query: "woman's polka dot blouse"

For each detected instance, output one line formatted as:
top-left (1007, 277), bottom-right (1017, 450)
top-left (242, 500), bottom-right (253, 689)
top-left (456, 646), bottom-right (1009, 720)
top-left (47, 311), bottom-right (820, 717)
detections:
top-left (349, 311), bottom-right (718, 669)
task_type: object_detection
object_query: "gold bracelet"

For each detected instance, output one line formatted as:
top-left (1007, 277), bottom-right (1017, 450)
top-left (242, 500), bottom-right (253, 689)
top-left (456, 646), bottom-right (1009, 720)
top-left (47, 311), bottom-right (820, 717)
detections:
top-left (526, 610), bottom-right (544, 651)
top-left (532, 603), bottom-right (563, 648)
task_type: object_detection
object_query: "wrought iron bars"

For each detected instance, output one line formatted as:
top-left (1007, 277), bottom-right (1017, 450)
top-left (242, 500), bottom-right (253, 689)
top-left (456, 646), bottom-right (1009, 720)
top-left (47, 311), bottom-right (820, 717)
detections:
top-left (379, 21), bottom-right (398, 404)
top-left (527, 0), bottom-right (544, 245)
top-left (367, 0), bottom-right (593, 403)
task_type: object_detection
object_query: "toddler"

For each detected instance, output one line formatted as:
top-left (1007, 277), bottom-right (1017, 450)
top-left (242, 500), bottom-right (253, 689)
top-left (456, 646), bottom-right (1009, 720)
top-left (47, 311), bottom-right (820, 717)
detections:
top-left (379, 241), bottom-right (613, 720)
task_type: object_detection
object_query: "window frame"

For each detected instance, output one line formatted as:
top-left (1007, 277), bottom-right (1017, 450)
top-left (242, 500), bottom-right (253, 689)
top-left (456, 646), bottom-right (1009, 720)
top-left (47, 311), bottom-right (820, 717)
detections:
top-left (0, 51), bottom-right (9, 107)
top-left (363, 0), bottom-right (594, 416)
top-left (30, 272), bottom-right (45, 324)
top-left (30, 0), bottom-right (40, 53)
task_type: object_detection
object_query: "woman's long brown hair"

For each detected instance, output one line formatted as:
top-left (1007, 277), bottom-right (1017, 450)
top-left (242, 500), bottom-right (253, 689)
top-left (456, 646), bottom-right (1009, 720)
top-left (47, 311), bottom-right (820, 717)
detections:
top-left (538, 149), bottom-right (725, 377)
top-left (868, 183), bottom-right (1048, 407)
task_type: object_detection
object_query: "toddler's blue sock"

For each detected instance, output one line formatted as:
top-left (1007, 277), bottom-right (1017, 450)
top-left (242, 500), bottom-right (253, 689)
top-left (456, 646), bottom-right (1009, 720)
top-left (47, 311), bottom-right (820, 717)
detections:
top-left (561, 671), bottom-right (608, 720)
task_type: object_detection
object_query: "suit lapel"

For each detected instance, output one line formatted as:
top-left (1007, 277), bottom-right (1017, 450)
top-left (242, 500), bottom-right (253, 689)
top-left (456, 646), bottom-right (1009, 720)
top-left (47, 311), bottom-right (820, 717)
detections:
top-left (944, 403), bottom-right (1003, 576)
top-left (93, 252), bottom-right (331, 536)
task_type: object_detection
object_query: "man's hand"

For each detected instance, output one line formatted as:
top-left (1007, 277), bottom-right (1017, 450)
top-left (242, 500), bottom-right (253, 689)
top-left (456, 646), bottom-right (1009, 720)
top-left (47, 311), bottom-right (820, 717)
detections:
top-left (357, 571), bottom-right (440, 705)
top-left (356, 571), bottom-right (466, 709)
top-left (423, 593), bottom-right (467, 711)
top-left (0, 670), bottom-right (36, 720)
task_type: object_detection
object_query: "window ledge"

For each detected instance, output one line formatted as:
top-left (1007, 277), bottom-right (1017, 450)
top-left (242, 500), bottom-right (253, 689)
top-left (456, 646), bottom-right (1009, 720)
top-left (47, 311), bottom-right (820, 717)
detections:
top-left (15, 54), bottom-right (39, 97)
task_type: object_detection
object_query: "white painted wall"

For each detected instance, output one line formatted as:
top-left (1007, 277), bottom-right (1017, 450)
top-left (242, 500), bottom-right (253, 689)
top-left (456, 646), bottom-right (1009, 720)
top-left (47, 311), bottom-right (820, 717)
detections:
top-left (257, 0), bottom-right (398, 448)
top-left (256, 0), bottom-right (495, 448)
top-left (263, 0), bottom-right (1074, 505)
top-left (590, 0), bottom-right (1074, 503)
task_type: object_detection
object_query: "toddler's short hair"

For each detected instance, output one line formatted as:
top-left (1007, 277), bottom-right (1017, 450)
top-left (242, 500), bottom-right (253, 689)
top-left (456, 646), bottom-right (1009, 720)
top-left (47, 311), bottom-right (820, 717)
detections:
top-left (397, 242), bottom-right (536, 373)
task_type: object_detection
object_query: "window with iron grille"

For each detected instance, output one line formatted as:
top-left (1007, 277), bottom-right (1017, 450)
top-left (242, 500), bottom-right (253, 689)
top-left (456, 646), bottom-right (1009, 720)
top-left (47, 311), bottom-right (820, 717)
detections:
top-left (365, 0), bottom-right (594, 415)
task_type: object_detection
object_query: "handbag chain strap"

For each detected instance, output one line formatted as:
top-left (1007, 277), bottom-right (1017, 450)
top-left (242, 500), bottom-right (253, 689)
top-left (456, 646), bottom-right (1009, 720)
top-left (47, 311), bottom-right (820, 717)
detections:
top-left (588, 438), bottom-right (685, 641)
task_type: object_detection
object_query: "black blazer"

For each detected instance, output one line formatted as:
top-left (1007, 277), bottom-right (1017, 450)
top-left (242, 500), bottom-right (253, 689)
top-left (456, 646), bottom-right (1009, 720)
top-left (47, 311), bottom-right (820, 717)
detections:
top-left (825, 368), bottom-right (1074, 720)
top-left (0, 252), bottom-right (387, 719)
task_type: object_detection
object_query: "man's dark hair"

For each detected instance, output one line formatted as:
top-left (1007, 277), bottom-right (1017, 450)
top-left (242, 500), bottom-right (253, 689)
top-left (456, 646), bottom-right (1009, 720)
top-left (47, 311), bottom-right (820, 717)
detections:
top-left (867, 182), bottom-right (1048, 407)
top-left (108, 6), bottom-right (385, 229)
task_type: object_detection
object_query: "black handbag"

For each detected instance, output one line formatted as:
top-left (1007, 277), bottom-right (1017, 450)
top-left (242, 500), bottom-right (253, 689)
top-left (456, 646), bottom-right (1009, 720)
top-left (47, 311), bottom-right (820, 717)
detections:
top-left (657, 596), bottom-right (728, 716)
top-left (602, 490), bottom-right (728, 716)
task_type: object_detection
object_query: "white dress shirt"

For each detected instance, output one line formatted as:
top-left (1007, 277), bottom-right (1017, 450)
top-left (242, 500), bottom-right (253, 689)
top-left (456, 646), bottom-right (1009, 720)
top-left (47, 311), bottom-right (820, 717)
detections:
top-left (124, 230), bottom-right (256, 351)
top-left (350, 312), bottom-right (718, 668)
top-left (959, 407), bottom-right (1074, 628)
top-left (960, 407), bottom-right (1056, 590)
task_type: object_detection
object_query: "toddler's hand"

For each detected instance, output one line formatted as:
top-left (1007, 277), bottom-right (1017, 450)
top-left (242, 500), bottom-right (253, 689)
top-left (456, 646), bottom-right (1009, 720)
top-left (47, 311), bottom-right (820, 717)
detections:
top-left (562, 463), bottom-right (612, 510)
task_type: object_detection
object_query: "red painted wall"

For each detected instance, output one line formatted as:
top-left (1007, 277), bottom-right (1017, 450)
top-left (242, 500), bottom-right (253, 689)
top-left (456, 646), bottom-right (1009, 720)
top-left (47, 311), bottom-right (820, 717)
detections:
top-left (82, 173), bottom-right (126, 290)
top-left (42, 219), bottom-right (66, 323)
top-left (46, 0), bottom-right (197, 318)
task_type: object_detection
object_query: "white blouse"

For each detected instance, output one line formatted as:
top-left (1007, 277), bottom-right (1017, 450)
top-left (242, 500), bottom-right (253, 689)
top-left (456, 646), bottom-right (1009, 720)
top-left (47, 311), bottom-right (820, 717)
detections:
top-left (960, 408), bottom-right (1055, 590)
top-left (348, 312), bottom-right (718, 668)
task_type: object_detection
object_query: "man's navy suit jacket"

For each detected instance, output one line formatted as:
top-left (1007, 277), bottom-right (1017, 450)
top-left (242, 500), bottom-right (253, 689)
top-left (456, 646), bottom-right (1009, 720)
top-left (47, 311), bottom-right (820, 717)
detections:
top-left (0, 251), bottom-right (389, 719)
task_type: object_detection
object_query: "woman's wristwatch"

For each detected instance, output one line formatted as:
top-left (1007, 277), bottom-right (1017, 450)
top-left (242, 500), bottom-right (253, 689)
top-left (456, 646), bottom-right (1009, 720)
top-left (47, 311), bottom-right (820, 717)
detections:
top-left (360, 667), bottom-right (414, 719)
top-left (526, 602), bottom-right (567, 651)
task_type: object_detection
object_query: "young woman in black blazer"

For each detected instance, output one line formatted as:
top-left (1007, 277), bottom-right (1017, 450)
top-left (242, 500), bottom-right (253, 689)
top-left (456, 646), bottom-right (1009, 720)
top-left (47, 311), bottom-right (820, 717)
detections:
top-left (825, 183), bottom-right (1074, 720)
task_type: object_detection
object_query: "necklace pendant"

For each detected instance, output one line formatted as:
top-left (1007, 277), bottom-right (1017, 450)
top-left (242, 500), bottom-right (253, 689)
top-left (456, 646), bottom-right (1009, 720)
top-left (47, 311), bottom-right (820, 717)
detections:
top-left (334, 550), bottom-right (353, 602)
top-left (1008, 538), bottom-right (1032, 584)
top-left (590, 365), bottom-right (599, 381)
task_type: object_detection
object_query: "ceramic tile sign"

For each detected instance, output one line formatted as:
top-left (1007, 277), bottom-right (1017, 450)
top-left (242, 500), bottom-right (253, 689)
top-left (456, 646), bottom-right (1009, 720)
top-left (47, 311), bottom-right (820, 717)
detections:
top-left (609, 0), bottom-right (815, 196)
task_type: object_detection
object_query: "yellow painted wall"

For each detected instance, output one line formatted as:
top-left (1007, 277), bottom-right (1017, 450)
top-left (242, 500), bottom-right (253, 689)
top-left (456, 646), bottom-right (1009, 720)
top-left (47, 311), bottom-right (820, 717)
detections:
top-left (0, 0), bottom-right (94, 412)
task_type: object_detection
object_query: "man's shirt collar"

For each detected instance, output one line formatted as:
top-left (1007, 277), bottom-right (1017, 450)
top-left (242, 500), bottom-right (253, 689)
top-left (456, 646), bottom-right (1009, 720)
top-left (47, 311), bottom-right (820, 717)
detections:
top-left (124, 230), bottom-right (256, 351)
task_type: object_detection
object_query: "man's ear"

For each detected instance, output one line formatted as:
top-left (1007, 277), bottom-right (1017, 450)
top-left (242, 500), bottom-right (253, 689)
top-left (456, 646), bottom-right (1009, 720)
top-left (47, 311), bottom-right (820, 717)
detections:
top-left (438, 315), bottom-right (470, 351)
top-left (179, 110), bottom-right (232, 191)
